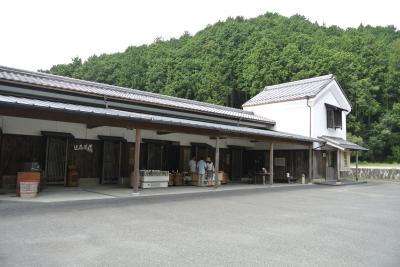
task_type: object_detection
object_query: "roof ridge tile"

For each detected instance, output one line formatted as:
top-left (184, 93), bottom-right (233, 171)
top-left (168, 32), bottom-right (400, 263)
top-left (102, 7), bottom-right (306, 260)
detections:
top-left (264, 74), bottom-right (333, 91)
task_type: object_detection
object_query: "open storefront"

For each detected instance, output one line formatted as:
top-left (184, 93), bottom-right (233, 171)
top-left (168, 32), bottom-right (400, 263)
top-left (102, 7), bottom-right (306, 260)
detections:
top-left (0, 66), bottom-right (319, 195)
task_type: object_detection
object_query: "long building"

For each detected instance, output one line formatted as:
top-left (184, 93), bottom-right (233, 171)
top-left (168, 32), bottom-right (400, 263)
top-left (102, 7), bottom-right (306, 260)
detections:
top-left (0, 65), bottom-right (366, 191)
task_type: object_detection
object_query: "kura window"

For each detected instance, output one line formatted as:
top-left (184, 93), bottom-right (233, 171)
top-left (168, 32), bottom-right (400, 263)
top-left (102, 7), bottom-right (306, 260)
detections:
top-left (326, 104), bottom-right (343, 129)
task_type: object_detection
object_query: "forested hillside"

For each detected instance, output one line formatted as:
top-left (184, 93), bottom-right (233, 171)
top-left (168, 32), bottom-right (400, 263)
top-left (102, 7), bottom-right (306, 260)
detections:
top-left (46, 13), bottom-right (400, 162)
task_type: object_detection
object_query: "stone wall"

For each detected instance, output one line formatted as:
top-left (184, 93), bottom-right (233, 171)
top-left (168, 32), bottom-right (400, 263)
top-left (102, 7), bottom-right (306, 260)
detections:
top-left (349, 167), bottom-right (400, 180)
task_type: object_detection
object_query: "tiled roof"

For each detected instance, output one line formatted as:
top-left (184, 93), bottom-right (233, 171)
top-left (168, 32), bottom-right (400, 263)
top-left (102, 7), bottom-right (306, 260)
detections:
top-left (0, 94), bottom-right (319, 143)
top-left (0, 65), bottom-right (275, 125)
top-left (243, 75), bottom-right (334, 107)
top-left (319, 136), bottom-right (368, 151)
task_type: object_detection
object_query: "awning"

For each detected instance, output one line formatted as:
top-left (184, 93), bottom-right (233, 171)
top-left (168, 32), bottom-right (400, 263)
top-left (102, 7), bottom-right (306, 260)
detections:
top-left (0, 94), bottom-right (321, 144)
top-left (318, 135), bottom-right (368, 151)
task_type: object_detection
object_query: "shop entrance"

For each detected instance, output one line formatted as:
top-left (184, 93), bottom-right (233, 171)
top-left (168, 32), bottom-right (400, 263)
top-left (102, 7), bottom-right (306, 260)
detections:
top-left (326, 150), bottom-right (337, 180)
top-left (230, 147), bottom-right (243, 181)
top-left (100, 136), bottom-right (123, 184)
top-left (43, 132), bottom-right (71, 185)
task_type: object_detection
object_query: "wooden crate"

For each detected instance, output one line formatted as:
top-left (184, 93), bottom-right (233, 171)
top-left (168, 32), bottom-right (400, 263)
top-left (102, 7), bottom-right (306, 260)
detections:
top-left (191, 173), bottom-right (199, 185)
top-left (173, 173), bottom-right (184, 186)
top-left (168, 174), bottom-right (174, 186)
top-left (17, 172), bottom-right (41, 182)
top-left (217, 172), bottom-right (229, 184)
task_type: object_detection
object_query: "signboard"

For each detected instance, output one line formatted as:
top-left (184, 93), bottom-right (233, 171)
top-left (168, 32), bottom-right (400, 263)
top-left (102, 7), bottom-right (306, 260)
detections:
top-left (274, 157), bottom-right (286, 167)
top-left (73, 143), bottom-right (93, 153)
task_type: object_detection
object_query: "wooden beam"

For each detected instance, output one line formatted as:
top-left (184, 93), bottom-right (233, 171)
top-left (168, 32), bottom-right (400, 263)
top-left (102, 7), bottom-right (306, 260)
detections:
top-left (156, 131), bottom-right (173, 135)
top-left (269, 142), bottom-right (274, 185)
top-left (214, 137), bottom-right (220, 189)
top-left (209, 136), bottom-right (227, 140)
top-left (336, 149), bottom-right (341, 181)
top-left (355, 151), bottom-right (359, 181)
top-left (309, 146), bottom-right (313, 183)
top-left (87, 124), bottom-right (102, 129)
top-left (132, 129), bottom-right (141, 193)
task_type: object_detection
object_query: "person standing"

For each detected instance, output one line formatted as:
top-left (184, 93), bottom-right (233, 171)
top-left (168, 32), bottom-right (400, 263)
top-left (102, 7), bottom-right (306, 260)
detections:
top-left (206, 157), bottom-right (215, 186)
top-left (188, 156), bottom-right (197, 174)
top-left (187, 156), bottom-right (197, 185)
top-left (197, 157), bottom-right (206, 186)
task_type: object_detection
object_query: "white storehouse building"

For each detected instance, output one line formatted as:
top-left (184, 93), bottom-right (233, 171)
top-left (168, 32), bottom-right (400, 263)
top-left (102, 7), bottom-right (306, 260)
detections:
top-left (243, 74), bottom-right (367, 180)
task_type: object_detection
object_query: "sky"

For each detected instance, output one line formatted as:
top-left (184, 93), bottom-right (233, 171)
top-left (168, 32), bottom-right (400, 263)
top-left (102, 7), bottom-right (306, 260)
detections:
top-left (1, 0), bottom-right (399, 71)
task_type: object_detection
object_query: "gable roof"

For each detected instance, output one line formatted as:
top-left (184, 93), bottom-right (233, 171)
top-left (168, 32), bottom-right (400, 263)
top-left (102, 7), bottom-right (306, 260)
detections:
top-left (0, 65), bottom-right (275, 125)
top-left (243, 74), bottom-right (341, 107)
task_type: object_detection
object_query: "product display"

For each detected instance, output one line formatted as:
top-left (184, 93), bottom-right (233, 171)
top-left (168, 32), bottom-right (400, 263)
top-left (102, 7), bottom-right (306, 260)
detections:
top-left (140, 170), bottom-right (169, 189)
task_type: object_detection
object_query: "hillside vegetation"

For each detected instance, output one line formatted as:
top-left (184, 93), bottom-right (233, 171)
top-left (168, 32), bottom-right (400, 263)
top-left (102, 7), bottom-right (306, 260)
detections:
top-left (46, 13), bottom-right (400, 162)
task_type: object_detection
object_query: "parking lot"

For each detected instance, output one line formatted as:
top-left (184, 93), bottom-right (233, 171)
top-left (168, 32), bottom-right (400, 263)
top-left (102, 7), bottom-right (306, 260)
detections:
top-left (1, 182), bottom-right (399, 266)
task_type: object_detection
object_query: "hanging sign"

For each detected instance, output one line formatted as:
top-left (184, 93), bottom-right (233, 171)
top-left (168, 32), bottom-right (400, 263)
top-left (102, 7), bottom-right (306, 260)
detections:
top-left (74, 143), bottom-right (93, 153)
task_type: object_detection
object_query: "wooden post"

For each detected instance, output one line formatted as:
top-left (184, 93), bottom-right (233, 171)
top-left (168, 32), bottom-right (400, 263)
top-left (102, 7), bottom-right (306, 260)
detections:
top-left (309, 146), bottom-right (313, 183)
top-left (337, 149), bottom-right (341, 181)
top-left (355, 150), bottom-right (359, 182)
top-left (133, 128), bottom-right (141, 193)
top-left (269, 142), bottom-right (274, 185)
top-left (214, 137), bottom-right (220, 189)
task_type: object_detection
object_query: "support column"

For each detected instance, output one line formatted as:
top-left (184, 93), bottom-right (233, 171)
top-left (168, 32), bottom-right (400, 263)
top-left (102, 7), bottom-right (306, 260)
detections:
top-left (309, 146), bottom-right (313, 183)
top-left (337, 149), bottom-right (341, 181)
top-left (355, 151), bottom-right (359, 182)
top-left (214, 137), bottom-right (220, 189)
top-left (269, 142), bottom-right (274, 185)
top-left (133, 128), bottom-right (141, 193)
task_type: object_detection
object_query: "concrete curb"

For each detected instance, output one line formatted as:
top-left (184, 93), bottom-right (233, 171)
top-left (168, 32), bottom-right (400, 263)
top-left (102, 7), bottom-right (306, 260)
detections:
top-left (313, 180), bottom-right (368, 186)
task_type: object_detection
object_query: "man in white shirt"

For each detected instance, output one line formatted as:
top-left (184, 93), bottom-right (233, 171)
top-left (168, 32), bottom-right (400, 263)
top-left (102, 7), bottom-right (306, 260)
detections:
top-left (187, 156), bottom-right (196, 185)
top-left (188, 156), bottom-right (197, 174)
top-left (197, 157), bottom-right (207, 185)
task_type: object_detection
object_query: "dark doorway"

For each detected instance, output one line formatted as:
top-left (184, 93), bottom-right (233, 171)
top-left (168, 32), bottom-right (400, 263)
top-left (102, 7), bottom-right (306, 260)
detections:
top-left (326, 150), bottom-right (336, 180)
top-left (101, 140), bottom-right (122, 184)
top-left (147, 143), bottom-right (165, 170)
top-left (44, 136), bottom-right (69, 184)
top-left (230, 147), bottom-right (243, 181)
top-left (293, 150), bottom-right (308, 179)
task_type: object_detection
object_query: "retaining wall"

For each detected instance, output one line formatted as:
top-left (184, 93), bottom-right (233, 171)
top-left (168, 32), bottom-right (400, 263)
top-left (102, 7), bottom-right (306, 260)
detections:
top-left (349, 167), bottom-right (400, 180)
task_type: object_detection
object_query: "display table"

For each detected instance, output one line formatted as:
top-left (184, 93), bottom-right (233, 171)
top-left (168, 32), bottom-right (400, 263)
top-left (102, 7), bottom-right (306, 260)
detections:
top-left (140, 170), bottom-right (169, 188)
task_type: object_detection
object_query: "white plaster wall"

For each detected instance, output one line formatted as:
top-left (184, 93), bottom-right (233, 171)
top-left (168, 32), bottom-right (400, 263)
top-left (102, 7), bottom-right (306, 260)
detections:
top-left (0, 115), bottom-right (310, 150)
top-left (244, 99), bottom-right (311, 137)
top-left (0, 115), bottom-right (261, 149)
top-left (244, 81), bottom-right (351, 144)
top-left (312, 87), bottom-right (347, 140)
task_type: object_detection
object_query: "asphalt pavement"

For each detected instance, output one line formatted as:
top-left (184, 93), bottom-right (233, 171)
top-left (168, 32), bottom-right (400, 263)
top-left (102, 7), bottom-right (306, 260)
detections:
top-left (1, 182), bottom-right (399, 267)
